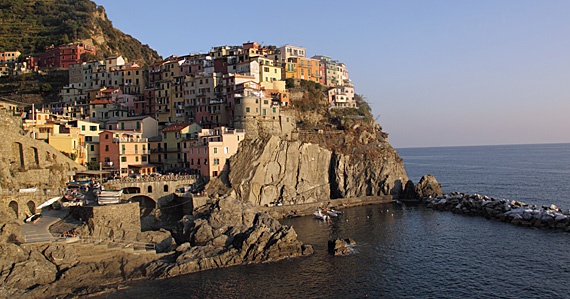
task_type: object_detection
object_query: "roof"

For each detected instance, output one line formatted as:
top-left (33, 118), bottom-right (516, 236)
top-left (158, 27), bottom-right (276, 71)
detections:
top-left (128, 164), bottom-right (156, 169)
top-left (162, 122), bottom-right (195, 132)
top-left (118, 115), bottom-right (155, 121)
top-left (90, 99), bottom-right (113, 105)
top-left (101, 130), bottom-right (142, 135)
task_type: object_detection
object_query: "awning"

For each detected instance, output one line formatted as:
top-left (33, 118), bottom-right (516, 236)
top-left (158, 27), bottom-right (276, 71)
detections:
top-left (37, 197), bottom-right (62, 209)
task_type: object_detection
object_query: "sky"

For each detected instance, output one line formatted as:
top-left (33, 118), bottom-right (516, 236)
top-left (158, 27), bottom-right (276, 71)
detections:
top-left (94, 0), bottom-right (570, 148)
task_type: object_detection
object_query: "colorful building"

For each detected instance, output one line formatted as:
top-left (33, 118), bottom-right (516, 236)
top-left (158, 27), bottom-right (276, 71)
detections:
top-left (38, 43), bottom-right (96, 69)
top-left (99, 130), bottom-right (149, 176)
top-left (185, 127), bottom-right (245, 177)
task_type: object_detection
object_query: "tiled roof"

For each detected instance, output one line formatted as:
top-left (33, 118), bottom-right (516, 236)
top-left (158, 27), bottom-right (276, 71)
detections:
top-left (162, 122), bottom-right (194, 132)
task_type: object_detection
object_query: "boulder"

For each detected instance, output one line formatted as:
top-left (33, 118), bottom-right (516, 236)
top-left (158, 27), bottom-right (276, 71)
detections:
top-left (42, 244), bottom-right (78, 268)
top-left (139, 229), bottom-right (173, 253)
top-left (4, 250), bottom-right (57, 289)
top-left (0, 212), bottom-right (25, 244)
top-left (328, 238), bottom-right (356, 255)
top-left (415, 174), bottom-right (443, 198)
top-left (402, 180), bottom-right (417, 199)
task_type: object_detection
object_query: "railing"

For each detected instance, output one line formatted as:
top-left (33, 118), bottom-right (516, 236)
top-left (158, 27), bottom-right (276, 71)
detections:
top-left (105, 174), bottom-right (198, 184)
top-left (113, 137), bottom-right (148, 143)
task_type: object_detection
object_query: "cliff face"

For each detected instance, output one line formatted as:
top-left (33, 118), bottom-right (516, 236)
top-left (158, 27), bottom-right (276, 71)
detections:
top-left (331, 144), bottom-right (408, 198)
top-left (226, 132), bottom-right (408, 206)
top-left (0, 110), bottom-right (84, 190)
top-left (228, 137), bottom-right (332, 206)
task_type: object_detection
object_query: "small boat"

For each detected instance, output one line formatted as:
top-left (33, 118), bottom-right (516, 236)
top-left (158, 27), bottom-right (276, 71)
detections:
top-left (327, 210), bottom-right (340, 217)
top-left (328, 209), bottom-right (343, 216)
top-left (313, 209), bottom-right (330, 221)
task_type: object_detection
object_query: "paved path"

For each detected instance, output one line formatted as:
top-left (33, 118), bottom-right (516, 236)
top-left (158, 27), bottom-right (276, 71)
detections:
top-left (20, 207), bottom-right (69, 243)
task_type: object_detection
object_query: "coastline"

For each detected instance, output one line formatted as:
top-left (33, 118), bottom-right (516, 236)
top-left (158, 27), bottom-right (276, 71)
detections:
top-left (259, 195), bottom-right (395, 219)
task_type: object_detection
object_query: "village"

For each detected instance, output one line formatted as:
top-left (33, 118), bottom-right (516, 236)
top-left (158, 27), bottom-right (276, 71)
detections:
top-left (1, 41), bottom-right (359, 180)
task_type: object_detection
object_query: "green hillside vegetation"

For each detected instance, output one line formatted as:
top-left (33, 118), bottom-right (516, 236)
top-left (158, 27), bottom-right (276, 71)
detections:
top-left (288, 79), bottom-right (373, 129)
top-left (0, 0), bottom-right (161, 66)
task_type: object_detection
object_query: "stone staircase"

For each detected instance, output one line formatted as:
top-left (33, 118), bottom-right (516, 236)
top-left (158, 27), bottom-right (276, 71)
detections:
top-left (52, 234), bottom-right (159, 255)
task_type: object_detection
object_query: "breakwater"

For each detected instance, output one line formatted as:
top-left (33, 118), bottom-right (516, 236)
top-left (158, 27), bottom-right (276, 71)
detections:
top-left (423, 193), bottom-right (570, 232)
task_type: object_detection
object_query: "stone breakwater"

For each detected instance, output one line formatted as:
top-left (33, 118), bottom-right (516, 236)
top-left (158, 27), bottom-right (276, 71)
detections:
top-left (423, 193), bottom-right (570, 232)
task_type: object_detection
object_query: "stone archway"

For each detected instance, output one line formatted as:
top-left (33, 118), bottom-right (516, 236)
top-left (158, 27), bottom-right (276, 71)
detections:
top-left (129, 195), bottom-right (156, 217)
top-left (27, 201), bottom-right (36, 215)
top-left (123, 187), bottom-right (141, 194)
top-left (13, 142), bottom-right (24, 169)
top-left (8, 201), bottom-right (18, 219)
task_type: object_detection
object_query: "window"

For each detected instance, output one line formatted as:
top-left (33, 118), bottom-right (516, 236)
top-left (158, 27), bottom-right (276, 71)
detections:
top-left (105, 145), bottom-right (109, 151)
top-left (262, 109), bottom-right (266, 115)
top-left (121, 157), bottom-right (126, 162)
top-left (263, 100), bottom-right (268, 104)
top-left (246, 107), bottom-right (250, 113)
top-left (213, 148), bottom-right (217, 154)
top-left (90, 126), bottom-right (97, 131)
top-left (135, 157), bottom-right (139, 162)
top-left (213, 158), bottom-right (219, 165)
top-left (135, 145), bottom-right (138, 154)
top-left (85, 136), bottom-right (92, 142)
top-left (122, 145), bottom-right (125, 154)
top-left (105, 134), bottom-right (109, 139)
top-left (81, 125), bottom-right (85, 131)
top-left (224, 147), bottom-right (228, 154)
top-left (90, 145), bottom-right (95, 151)
top-left (142, 156), bottom-right (147, 162)
top-left (273, 107), bottom-right (276, 113)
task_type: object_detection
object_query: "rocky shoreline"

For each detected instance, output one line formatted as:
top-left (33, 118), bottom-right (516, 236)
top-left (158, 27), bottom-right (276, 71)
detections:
top-left (423, 193), bottom-right (570, 232)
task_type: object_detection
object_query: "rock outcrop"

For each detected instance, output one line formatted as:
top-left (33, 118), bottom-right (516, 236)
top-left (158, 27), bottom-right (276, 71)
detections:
top-left (423, 193), bottom-right (570, 232)
top-left (225, 135), bottom-right (409, 206)
top-left (228, 136), bottom-right (332, 206)
top-left (415, 174), bottom-right (443, 198)
top-left (328, 238), bottom-right (356, 255)
top-left (0, 110), bottom-right (84, 190)
top-left (148, 194), bottom-right (313, 277)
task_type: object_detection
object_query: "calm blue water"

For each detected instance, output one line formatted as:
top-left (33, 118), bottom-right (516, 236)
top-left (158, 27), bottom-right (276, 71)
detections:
top-left (99, 143), bottom-right (570, 299)
top-left (399, 143), bottom-right (570, 207)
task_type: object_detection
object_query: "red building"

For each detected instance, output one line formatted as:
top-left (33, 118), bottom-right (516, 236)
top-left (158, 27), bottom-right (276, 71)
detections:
top-left (38, 43), bottom-right (96, 69)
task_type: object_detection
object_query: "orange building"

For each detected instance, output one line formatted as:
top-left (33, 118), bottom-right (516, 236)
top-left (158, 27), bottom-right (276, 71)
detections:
top-left (99, 130), bottom-right (150, 177)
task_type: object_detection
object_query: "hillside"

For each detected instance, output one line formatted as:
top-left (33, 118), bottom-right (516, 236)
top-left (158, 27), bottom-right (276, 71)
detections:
top-left (0, 0), bottom-right (161, 66)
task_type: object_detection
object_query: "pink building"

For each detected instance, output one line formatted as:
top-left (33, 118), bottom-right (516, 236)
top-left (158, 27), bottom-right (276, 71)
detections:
top-left (185, 127), bottom-right (245, 177)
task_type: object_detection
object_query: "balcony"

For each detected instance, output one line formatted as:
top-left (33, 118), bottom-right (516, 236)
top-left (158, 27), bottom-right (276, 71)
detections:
top-left (114, 137), bottom-right (148, 143)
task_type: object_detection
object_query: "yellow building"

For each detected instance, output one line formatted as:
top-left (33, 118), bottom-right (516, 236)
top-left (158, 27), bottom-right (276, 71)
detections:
top-left (160, 122), bottom-right (202, 170)
top-left (48, 125), bottom-right (84, 164)
top-left (260, 63), bottom-right (281, 82)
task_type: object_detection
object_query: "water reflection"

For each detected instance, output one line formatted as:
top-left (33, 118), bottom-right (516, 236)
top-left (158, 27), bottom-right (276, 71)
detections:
top-left (100, 203), bottom-right (570, 299)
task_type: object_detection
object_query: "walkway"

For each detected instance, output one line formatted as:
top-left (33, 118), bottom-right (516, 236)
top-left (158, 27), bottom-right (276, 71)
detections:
top-left (20, 207), bottom-right (69, 243)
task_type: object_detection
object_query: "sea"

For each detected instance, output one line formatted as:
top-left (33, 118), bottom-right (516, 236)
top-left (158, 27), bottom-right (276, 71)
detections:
top-left (98, 143), bottom-right (570, 299)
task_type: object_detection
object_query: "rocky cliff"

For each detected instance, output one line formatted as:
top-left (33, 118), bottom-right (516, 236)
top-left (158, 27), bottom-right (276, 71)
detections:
top-left (0, 110), bottom-right (84, 190)
top-left (147, 195), bottom-right (313, 278)
top-left (223, 126), bottom-right (409, 206)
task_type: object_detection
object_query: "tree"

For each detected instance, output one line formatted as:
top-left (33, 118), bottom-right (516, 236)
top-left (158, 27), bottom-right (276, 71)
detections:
top-left (285, 78), bottom-right (295, 89)
top-left (39, 83), bottom-right (52, 94)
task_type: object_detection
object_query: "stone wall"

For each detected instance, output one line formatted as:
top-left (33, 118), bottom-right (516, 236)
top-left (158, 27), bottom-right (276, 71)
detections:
top-left (234, 111), bottom-right (296, 140)
top-left (104, 177), bottom-right (197, 207)
top-left (0, 109), bottom-right (84, 190)
top-left (72, 203), bottom-right (141, 236)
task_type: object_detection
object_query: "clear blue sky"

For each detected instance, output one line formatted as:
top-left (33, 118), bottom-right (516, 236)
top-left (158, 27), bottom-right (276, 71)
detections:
top-left (94, 0), bottom-right (570, 148)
